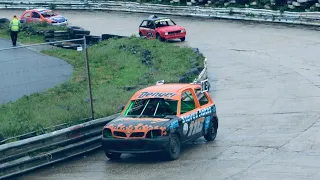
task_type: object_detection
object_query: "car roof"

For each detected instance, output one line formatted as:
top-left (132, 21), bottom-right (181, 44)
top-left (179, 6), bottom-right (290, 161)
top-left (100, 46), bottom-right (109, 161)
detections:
top-left (31, 9), bottom-right (50, 12)
top-left (130, 83), bottom-right (201, 100)
top-left (143, 16), bottom-right (171, 22)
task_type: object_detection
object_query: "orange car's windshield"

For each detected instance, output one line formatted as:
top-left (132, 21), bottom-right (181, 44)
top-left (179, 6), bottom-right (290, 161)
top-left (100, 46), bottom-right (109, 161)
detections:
top-left (123, 98), bottom-right (178, 118)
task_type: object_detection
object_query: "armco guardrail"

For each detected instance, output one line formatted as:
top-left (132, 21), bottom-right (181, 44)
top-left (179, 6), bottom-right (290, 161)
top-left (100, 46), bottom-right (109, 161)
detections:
top-left (0, 46), bottom-right (208, 179)
top-left (0, 114), bottom-right (119, 180)
top-left (0, 0), bottom-right (319, 26)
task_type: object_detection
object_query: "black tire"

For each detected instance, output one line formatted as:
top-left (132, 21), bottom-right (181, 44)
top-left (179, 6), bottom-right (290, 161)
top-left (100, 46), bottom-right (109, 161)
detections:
top-left (164, 134), bottom-right (181, 160)
top-left (156, 33), bottom-right (165, 42)
top-left (67, 26), bottom-right (84, 30)
top-left (105, 152), bottom-right (122, 160)
top-left (0, 18), bottom-right (9, 24)
top-left (204, 117), bottom-right (218, 141)
top-left (180, 37), bottom-right (186, 42)
top-left (139, 32), bottom-right (143, 37)
top-left (72, 29), bottom-right (90, 36)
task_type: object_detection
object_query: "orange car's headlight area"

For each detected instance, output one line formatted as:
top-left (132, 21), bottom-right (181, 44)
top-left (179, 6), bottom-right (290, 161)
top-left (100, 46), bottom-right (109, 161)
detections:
top-left (146, 129), bottom-right (162, 138)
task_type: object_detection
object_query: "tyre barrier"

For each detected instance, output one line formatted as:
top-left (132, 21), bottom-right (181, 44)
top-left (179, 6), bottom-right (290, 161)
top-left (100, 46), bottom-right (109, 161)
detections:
top-left (0, 18), bottom-right (9, 24)
top-left (101, 34), bottom-right (127, 41)
top-left (0, 48), bottom-right (208, 180)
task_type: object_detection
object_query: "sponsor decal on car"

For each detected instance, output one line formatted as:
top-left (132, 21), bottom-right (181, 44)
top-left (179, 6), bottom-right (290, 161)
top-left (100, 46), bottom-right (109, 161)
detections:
top-left (138, 92), bottom-right (176, 99)
top-left (204, 116), bottom-right (210, 130)
top-left (170, 120), bottom-right (179, 130)
top-left (181, 105), bottom-right (215, 123)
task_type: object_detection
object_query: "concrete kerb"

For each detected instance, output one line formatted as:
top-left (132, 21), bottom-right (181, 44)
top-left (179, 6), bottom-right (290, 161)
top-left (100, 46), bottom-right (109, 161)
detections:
top-left (0, 42), bottom-right (208, 179)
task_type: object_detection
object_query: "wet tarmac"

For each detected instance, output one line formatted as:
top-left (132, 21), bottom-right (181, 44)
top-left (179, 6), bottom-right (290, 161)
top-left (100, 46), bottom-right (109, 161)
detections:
top-left (0, 38), bottom-right (73, 104)
top-left (1, 10), bottom-right (320, 180)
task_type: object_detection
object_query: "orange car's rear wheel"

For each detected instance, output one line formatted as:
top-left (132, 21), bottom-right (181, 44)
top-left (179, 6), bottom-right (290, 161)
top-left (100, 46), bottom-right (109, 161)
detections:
top-left (204, 117), bottom-right (218, 141)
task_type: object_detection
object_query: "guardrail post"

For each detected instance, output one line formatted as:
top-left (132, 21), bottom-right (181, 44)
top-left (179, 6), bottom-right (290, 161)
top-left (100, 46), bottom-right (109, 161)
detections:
top-left (83, 36), bottom-right (95, 120)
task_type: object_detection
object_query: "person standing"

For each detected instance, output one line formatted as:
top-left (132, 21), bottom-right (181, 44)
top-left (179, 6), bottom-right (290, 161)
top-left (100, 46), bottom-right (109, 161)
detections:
top-left (9, 15), bottom-right (20, 47)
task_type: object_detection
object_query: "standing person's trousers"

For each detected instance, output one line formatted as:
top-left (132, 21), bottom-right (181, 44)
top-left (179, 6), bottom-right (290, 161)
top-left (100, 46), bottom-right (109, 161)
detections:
top-left (10, 31), bottom-right (18, 46)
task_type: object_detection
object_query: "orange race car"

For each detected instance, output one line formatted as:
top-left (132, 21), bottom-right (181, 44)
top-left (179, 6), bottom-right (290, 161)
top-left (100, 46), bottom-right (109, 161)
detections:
top-left (101, 80), bottom-right (219, 160)
top-left (20, 9), bottom-right (68, 26)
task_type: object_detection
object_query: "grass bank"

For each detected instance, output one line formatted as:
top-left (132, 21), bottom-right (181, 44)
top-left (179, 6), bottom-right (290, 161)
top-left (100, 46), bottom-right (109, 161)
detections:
top-left (0, 22), bottom-right (67, 44)
top-left (0, 36), bottom-right (204, 140)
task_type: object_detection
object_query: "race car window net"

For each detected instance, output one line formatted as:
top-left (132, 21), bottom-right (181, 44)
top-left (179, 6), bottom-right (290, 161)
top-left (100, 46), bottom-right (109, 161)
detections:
top-left (181, 91), bottom-right (197, 114)
top-left (195, 88), bottom-right (209, 106)
top-left (123, 98), bottom-right (178, 117)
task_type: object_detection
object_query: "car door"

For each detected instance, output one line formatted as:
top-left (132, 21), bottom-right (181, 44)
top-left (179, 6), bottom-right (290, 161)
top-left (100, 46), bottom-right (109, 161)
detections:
top-left (178, 88), bottom-right (203, 142)
top-left (146, 21), bottom-right (156, 39)
top-left (139, 20), bottom-right (156, 39)
top-left (139, 20), bottom-right (149, 37)
top-left (193, 88), bottom-right (215, 135)
top-left (31, 11), bottom-right (42, 22)
top-left (21, 11), bottom-right (32, 23)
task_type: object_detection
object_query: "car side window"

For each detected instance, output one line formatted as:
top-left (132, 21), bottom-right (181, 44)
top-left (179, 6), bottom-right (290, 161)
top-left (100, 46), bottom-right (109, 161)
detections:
top-left (32, 12), bottom-right (40, 18)
top-left (23, 12), bottom-right (31, 18)
top-left (146, 21), bottom-right (155, 29)
top-left (140, 20), bottom-right (148, 28)
top-left (180, 90), bottom-right (197, 114)
top-left (195, 89), bottom-right (209, 106)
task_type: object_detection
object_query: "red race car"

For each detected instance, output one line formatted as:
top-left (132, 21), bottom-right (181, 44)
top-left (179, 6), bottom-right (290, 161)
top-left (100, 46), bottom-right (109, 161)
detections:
top-left (20, 9), bottom-right (68, 26)
top-left (139, 15), bottom-right (186, 42)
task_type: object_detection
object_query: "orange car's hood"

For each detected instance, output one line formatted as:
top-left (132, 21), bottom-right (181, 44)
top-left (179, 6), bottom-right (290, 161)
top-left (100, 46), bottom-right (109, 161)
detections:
top-left (105, 117), bottom-right (172, 132)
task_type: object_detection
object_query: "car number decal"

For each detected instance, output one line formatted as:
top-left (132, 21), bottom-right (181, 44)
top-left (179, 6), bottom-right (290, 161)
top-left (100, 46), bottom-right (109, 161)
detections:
top-left (204, 116), bottom-right (210, 130)
top-left (183, 123), bottom-right (189, 135)
top-left (187, 117), bottom-right (204, 136)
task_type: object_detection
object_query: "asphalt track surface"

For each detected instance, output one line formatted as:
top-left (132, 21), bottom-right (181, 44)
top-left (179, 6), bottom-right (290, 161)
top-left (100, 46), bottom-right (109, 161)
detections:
top-left (1, 10), bottom-right (320, 180)
top-left (0, 38), bottom-right (73, 104)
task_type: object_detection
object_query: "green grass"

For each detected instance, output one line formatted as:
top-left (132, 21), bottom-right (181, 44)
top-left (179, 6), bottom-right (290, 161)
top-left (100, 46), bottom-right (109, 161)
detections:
top-left (0, 22), bottom-right (67, 44)
top-left (0, 36), bottom-right (204, 139)
top-left (0, 29), bottom-right (44, 44)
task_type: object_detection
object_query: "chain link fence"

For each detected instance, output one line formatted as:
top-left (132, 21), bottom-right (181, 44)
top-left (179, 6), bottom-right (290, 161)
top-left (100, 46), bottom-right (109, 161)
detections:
top-left (0, 37), bottom-right (95, 144)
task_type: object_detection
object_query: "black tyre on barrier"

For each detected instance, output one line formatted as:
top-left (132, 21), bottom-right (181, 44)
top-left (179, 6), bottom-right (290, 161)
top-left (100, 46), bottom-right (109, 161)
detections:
top-left (180, 37), bottom-right (186, 42)
top-left (0, 18), bottom-right (9, 24)
top-left (73, 29), bottom-right (90, 36)
top-left (67, 26), bottom-right (84, 30)
top-left (54, 31), bottom-right (69, 39)
top-left (105, 152), bottom-right (121, 160)
top-left (101, 34), bottom-right (126, 41)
